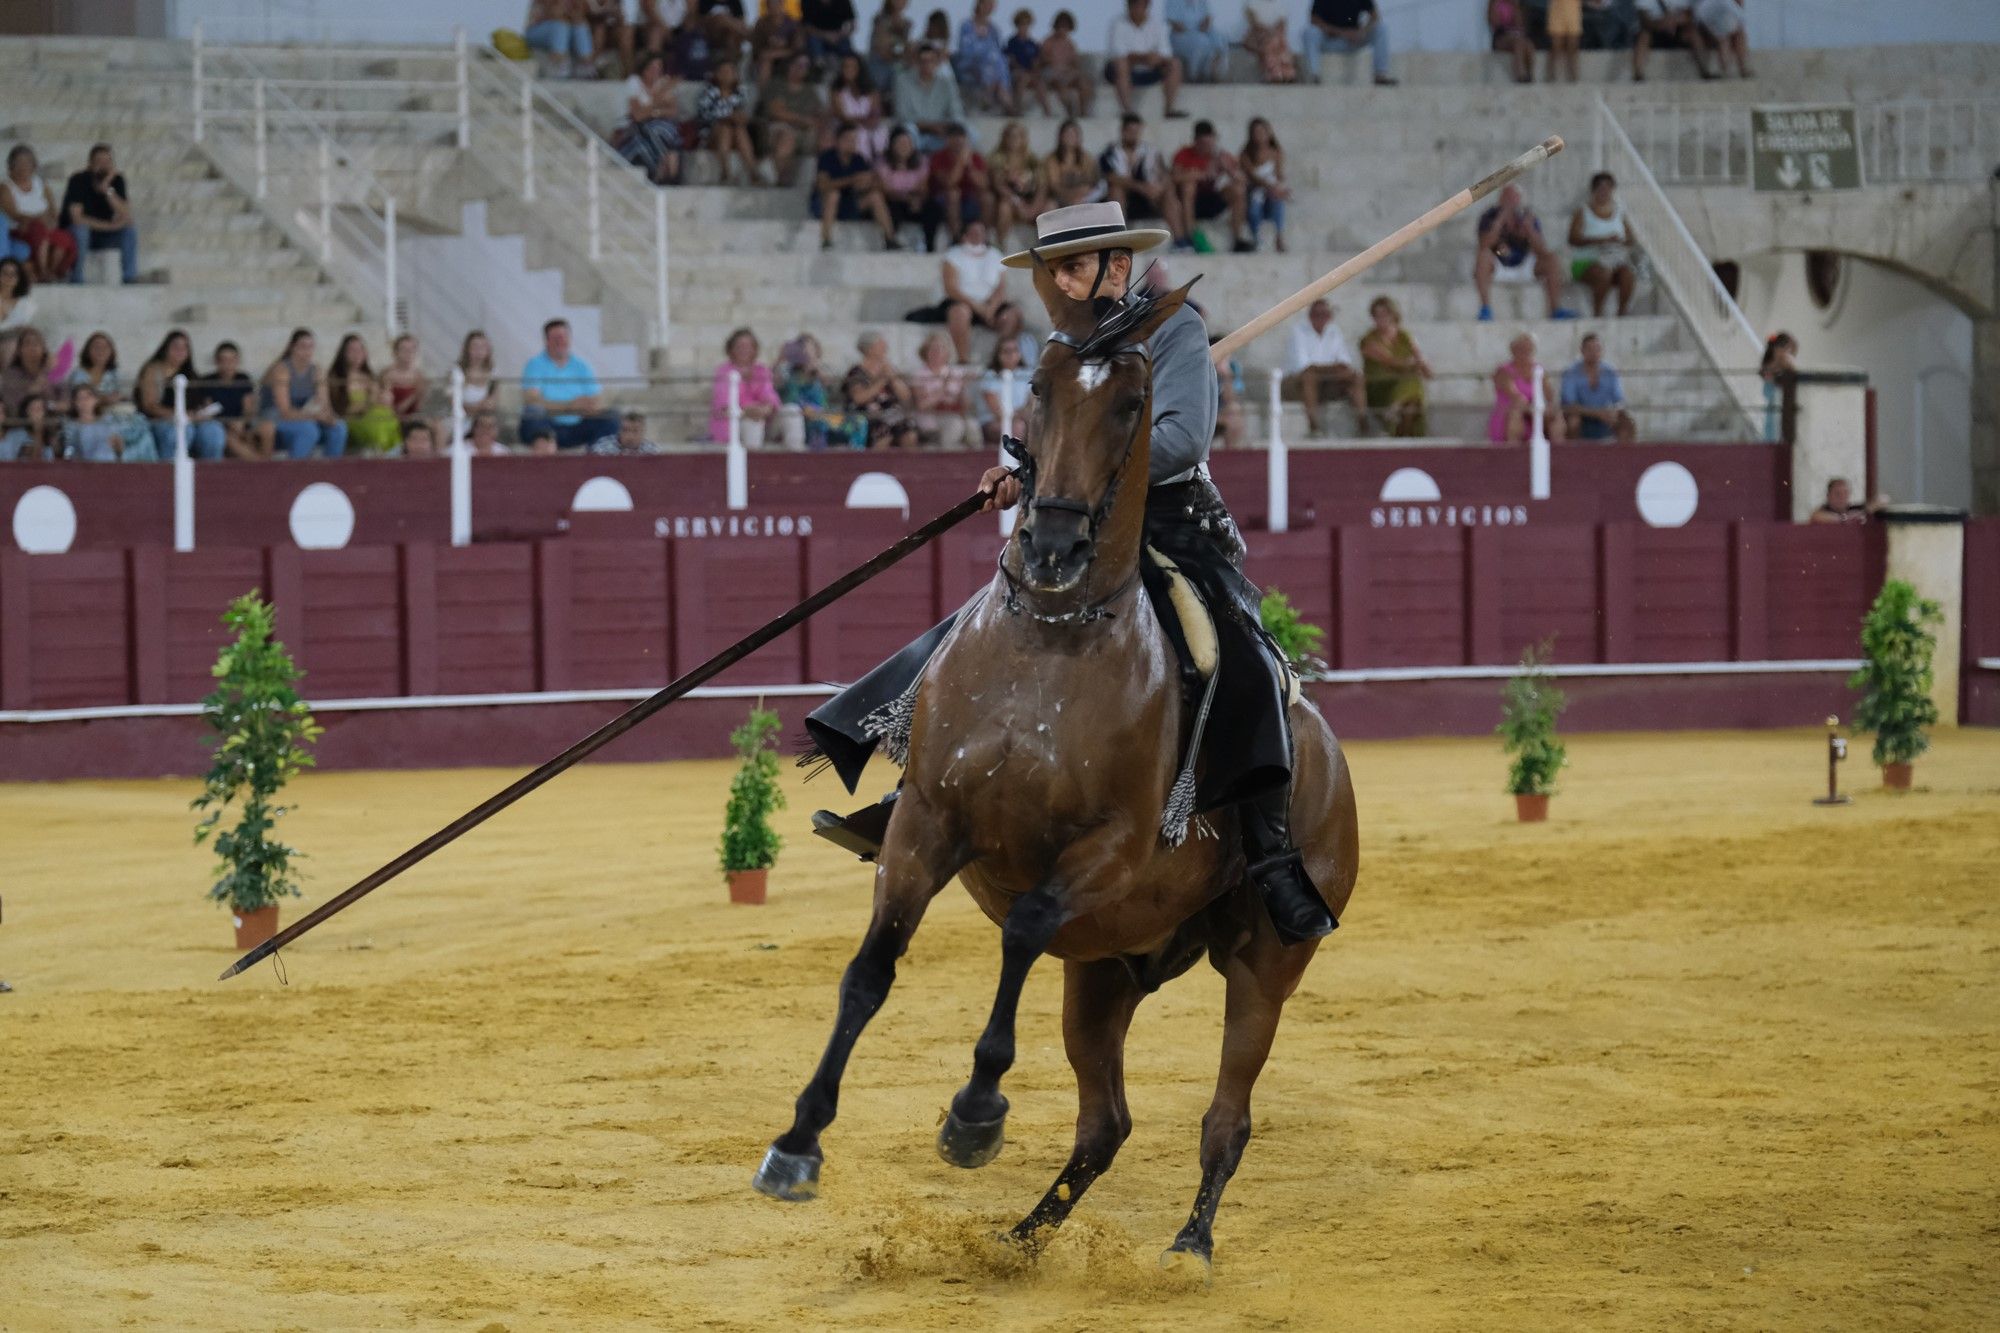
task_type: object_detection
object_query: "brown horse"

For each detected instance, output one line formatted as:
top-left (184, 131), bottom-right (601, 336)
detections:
top-left (752, 261), bottom-right (1360, 1270)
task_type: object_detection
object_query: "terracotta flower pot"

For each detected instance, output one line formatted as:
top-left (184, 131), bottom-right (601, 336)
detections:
top-left (727, 869), bottom-right (768, 905)
top-left (1882, 762), bottom-right (1913, 790)
top-left (1514, 793), bottom-right (1550, 823)
top-left (232, 905), bottom-right (279, 950)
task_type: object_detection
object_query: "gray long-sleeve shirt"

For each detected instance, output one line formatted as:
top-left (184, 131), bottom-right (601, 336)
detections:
top-left (1143, 300), bottom-right (1217, 485)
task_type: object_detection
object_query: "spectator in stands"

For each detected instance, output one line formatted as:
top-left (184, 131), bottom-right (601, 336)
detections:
top-left (1693, 0), bottom-right (1751, 78)
top-left (1285, 300), bottom-right (1368, 438)
top-left (876, 128), bottom-right (930, 244)
top-left (800, 0), bottom-right (859, 64)
top-left (1041, 118), bottom-right (1103, 208)
top-left (524, 1), bottom-right (597, 78)
top-left (1305, 0), bottom-right (1394, 87)
top-left (697, 59), bottom-right (756, 186)
top-left (135, 329), bottom-right (225, 460)
top-left (1239, 117), bottom-right (1288, 252)
top-left (2, 146), bottom-right (76, 283)
top-left (909, 331), bottom-right (971, 448)
top-left (710, 327), bottom-right (780, 445)
top-left (1632, 1), bottom-right (1699, 82)
top-left (1100, 113), bottom-right (1181, 241)
top-left (1005, 9), bottom-right (1050, 115)
top-left (1242, 0), bottom-right (1298, 83)
top-left (60, 144), bottom-right (139, 286)
top-left (521, 318), bottom-right (618, 449)
top-left (1213, 338), bottom-right (1247, 448)
top-left (1172, 119), bottom-right (1252, 253)
top-left (815, 121), bottom-right (902, 250)
top-left (778, 333), bottom-right (863, 449)
top-left (894, 43), bottom-right (968, 156)
top-left (1105, 0), bottom-right (1186, 119)
top-left (957, 0), bottom-right (1016, 113)
top-left (591, 410), bottom-right (668, 454)
top-left (1359, 295), bottom-right (1430, 437)
top-left (868, 0), bottom-right (914, 89)
top-left (614, 51), bottom-right (685, 184)
top-left (62, 385), bottom-right (144, 461)
top-left (844, 331), bottom-right (919, 448)
top-left (0, 258), bottom-right (33, 334)
top-left (1544, 0), bottom-right (1581, 82)
top-left (584, 1), bottom-right (631, 75)
top-left (400, 422), bottom-right (437, 457)
top-left (1488, 0), bottom-right (1534, 84)
top-left (751, 0), bottom-right (805, 82)
top-left (922, 124), bottom-right (989, 255)
top-left (1037, 10), bottom-right (1094, 117)
top-left (328, 335), bottom-right (402, 454)
top-left (988, 122), bottom-right (1047, 249)
top-left (1475, 185), bottom-right (1573, 322)
top-left (199, 340), bottom-right (270, 460)
top-left (991, 300), bottom-right (1039, 370)
top-left (66, 332), bottom-right (155, 461)
top-left (912, 217), bottom-right (1006, 362)
top-left (467, 410), bottom-right (508, 457)
top-left (1808, 478), bottom-right (1871, 525)
top-left (260, 330), bottom-right (348, 458)
top-left (921, 9), bottom-right (953, 49)
top-left (0, 330), bottom-right (53, 460)
top-left (1559, 332), bottom-right (1635, 443)
top-left (1760, 330), bottom-right (1798, 442)
top-left (1569, 172), bottom-right (1637, 317)
top-left (381, 334), bottom-right (431, 437)
top-left (1489, 331), bottom-right (1564, 443)
top-left (1166, 0), bottom-right (1227, 83)
top-left (977, 334), bottom-right (1032, 446)
top-left (757, 54), bottom-right (824, 187)
top-left (457, 330), bottom-right (497, 415)
top-left (828, 55), bottom-right (889, 160)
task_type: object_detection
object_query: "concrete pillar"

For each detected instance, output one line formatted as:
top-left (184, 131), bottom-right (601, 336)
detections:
top-left (1786, 371), bottom-right (1870, 523)
top-left (1879, 506), bottom-right (1967, 727)
top-left (1973, 316), bottom-right (2000, 515)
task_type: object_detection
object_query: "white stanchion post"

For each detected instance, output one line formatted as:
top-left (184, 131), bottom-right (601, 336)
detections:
top-left (171, 374), bottom-right (194, 552)
top-left (454, 27), bottom-right (471, 150)
top-left (998, 367), bottom-right (1017, 538)
top-left (520, 78), bottom-right (536, 202)
top-left (586, 140), bottom-right (602, 261)
top-left (383, 194), bottom-right (399, 337)
top-left (1266, 367), bottom-right (1289, 533)
top-left (1529, 364), bottom-right (1551, 501)
top-left (726, 369), bottom-right (748, 510)
top-left (192, 22), bottom-right (205, 143)
top-left (448, 367), bottom-right (471, 547)
top-left (253, 78), bottom-right (268, 199)
top-left (654, 189), bottom-right (670, 349)
top-left (317, 136), bottom-right (333, 262)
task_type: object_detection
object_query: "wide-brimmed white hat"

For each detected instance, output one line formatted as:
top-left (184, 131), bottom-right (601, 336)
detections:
top-left (1001, 202), bottom-right (1173, 269)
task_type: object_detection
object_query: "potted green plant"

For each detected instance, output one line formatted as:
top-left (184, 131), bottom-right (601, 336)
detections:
top-left (193, 592), bottom-right (322, 950)
top-left (1498, 639), bottom-right (1566, 822)
top-left (720, 705), bottom-right (785, 905)
top-left (1260, 588), bottom-right (1329, 679)
top-left (1850, 579), bottom-right (1943, 790)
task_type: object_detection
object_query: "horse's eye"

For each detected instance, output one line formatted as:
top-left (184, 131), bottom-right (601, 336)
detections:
top-left (1030, 377), bottom-right (1046, 399)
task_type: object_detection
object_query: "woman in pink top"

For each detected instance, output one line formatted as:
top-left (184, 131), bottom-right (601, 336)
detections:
top-left (874, 128), bottom-right (929, 241)
top-left (710, 326), bottom-right (780, 445)
top-left (1488, 331), bottom-right (1564, 443)
top-left (828, 55), bottom-right (888, 160)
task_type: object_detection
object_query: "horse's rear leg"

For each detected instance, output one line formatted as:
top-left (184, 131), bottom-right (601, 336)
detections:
top-left (1164, 915), bottom-right (1317, 1271)
top-left (1007, 958), bottom-right (1145, 1252)
top-left (752, 794), bottom-right (960, 1202)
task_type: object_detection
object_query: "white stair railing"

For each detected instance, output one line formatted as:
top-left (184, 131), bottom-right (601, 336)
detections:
top-left (1594, 97), bottom-right (1764, 434)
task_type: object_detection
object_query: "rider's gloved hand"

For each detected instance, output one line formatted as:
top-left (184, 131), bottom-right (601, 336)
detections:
top-left (979, 466), bottom-right (1022, 513)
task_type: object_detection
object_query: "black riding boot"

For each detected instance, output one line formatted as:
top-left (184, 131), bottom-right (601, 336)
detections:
top-left (1239, 780), bottom-right (1336, 945)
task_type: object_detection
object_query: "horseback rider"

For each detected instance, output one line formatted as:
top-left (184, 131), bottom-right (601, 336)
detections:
top-left (807, 201), bottom-right (1335, 944)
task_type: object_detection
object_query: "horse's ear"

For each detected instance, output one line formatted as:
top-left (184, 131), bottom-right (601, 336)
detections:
top-left (1029, 250), bottom-right (1095, 337)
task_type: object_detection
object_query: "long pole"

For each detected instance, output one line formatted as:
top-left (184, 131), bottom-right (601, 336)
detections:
top-left (218, 490), bottom-right (990, 980)
top-left (1209, 136), bottom-right (1564, 367)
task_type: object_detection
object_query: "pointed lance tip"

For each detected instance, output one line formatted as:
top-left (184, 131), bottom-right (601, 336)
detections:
top-left (217, 942), bottom-right (268, 982)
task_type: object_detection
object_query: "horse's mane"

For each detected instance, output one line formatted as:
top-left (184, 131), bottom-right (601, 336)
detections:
top-left (1064, 267), bottom-right (1199, 360)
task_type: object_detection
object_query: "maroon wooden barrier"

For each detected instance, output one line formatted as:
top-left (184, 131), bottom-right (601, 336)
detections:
top-left (1965, 518), bottom-right (2000, 727)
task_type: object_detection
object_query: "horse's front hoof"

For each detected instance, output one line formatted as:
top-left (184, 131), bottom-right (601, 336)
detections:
top-left (936, 1108), bottom-right (1007, 1169)
top-left (751, 1144), bottom-right (822, 1201)
top-left (1159, 1242), bottom-right (1214, 1283)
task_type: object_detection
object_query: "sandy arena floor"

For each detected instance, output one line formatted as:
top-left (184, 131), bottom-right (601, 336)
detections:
top-left (3, 728), bottom-right (1997, 1331)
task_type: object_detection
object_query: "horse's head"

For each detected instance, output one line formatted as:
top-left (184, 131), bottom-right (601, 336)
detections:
top-left (1011, 257), bottom-right (1193, 595)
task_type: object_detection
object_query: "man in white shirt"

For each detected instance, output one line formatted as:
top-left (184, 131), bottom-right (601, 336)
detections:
top-left (909, 218), bottom-right (1007, 362)
top-left (1286, 299), bottom-right (1368, 437)
top-left (1105, 0), bottom-right (1186, 118)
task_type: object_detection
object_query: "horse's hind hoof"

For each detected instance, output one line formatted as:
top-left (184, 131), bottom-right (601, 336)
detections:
top-left (936, 1109), bottom-right (1007, 1169)
top-left (751, 1144), bottom-right (822, 1201)
top-left (1159, 1243), bottom-right (1214, 1284)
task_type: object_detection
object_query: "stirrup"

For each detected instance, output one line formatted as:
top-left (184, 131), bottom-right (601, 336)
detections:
top-left (809, 790), bottom-right (899, 862)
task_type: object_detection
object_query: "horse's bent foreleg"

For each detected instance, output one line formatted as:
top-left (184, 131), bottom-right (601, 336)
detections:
top-left (753, 798), bottom-right (961, 1202)
top-left (936, 884), bottom-right (1067, 1167)
top-left (1008, 958), bottom-right (1145, 1250)
top-left (1165, 914), bottom-right (1316, 1269)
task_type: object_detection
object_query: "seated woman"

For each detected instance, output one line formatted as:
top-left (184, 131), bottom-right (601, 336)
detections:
top-left (523, 0), bottom-right (596, 78)
top-left (874, 129), bottom-right (930, 243)
top-left (328, 334), bottom-right (403, 454)
top-left (614, 51), bottom-right (685, 184)
top-left (65, 330), bottom-right (156, 461)
top-left (955, 0), bottom-right (1016, 113)
top-left (379, 333), bottom-right (432, 437)
top-left (1488, 332), bottom-right (1564, 444)
top-left (749, 0), bottom-right (804, 82)
top-left (710, 326), bottom-right (780, 446)
top-left (827, 55), bottom-right (889, 161)
top-left (987, 121), bottom-right (1046, 250)
top-left (0, 328), bottom-right (56, 460)
top-left (1, 146), bottom-right (77, 283)
top-left (1488, 0), bottom-right (1533, 84)
top-left (975, 334), bottom-right (1031, 447)
top-left (1358, 295), bottom-right (1432, 437)
top-left (1241, 0), bottom-right (1297, 83)
top-left (136, 328), bottom-right (227, 459)
top-left (1569, 171), bottom-right (1638, 317)
top-left (259, 329), bottom-right (349, 459)
top-left (696, 59), bottom-right (756, 186)
top-left (1039, 117), bottom-right (1103, 208)
top-left (908, 330), bottom-right (969, 449)
top-left (777, 334), bottom-right (866, 449)
top-left (1239, 116), bottom-right (1288, 252)
top-left (842, 331), bottom-right (918, 449)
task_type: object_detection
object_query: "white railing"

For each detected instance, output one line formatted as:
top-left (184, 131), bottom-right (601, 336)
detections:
top-left (193, 23), bottom-right (468, 145)
top-left (1594, 98), bottom-right (1764, 434)
top-left (1623, 97), bottom-right (2000, 186)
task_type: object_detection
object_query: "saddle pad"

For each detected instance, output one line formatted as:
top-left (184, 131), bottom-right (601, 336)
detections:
top-left (1145, 548), bottom-right (1218, 678)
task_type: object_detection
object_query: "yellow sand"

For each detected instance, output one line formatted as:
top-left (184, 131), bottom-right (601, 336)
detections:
top-left (3, 729), bottom-right (1998, 1331)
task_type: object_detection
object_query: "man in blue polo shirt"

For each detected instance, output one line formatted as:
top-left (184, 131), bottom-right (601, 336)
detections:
top-left (520, 318), bottom-right (619, 450)
top-left (1560, 332), bottom-right (1635, 443)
